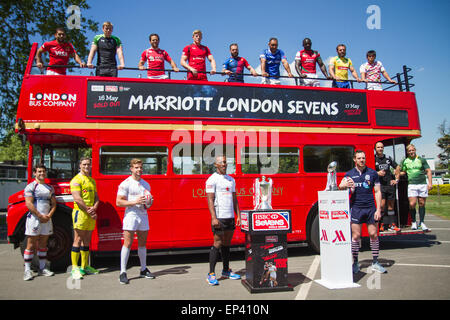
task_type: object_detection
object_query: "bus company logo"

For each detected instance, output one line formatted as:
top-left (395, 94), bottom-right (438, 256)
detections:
top-left (331, 210), bottom-right (349, 220)
top-left (29, 92), bottom-right (77, 107)
top-left (319, 210), bottom-right (329, 219)
top-left (252, 212), bottom-right (290, 231)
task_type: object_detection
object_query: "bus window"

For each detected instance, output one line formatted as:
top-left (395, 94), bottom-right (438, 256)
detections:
top-left (303, 146), bottom-right (354, 173)
top-left (100, 146), bottom-right (168, 175)
top-left (172, 144), bottom-right (235, 175)
top-left (32, 144), bottom-right (90, 179)
top-left (241, 147), bottom-right (299, 174)
top-left (375, 109), bottom-right (409, 127)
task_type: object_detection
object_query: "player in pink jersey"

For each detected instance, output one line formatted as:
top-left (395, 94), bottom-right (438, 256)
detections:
top-left (294, 38), bottom-right (330, 87)
top-left (35, 27), bottom-right (85, 75)
top-left (360, 50), bottom-right (396, 90)
top-left (180, 29), bottom-right (216, 81)
top-left (138, 33), bottom-right (179, 79)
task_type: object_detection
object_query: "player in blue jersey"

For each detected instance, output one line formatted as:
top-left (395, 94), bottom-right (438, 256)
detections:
top-left (339, 150), bottom-right (386, 274)
top-left (222, 43), bottom-right (258, 83)
top-left (260, 38), bottom-right (293, 85)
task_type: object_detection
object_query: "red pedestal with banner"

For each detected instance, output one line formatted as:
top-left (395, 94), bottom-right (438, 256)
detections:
top-left (240, 210), bottom-right (293, 293)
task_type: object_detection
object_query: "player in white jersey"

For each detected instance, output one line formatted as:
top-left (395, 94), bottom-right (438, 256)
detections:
top-left (360, 50), bottom-right (396, 90)
top-left (205, 155), bottom-right (241, 285)
top-left (23, 164), bottom-right (56, 280)
top-left (116, 158), bottom-right (155, 284)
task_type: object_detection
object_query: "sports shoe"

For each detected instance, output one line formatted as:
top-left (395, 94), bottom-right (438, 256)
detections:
top-left (206, 272), bottom-right (219, 285)
top-left (352, 262), bottom-right (360, 274)
top-left (419, 222), bottom-right (429, 231)
top-left (411, 222), bottom-right (418, 230)
top-left (389, 224), bottom-right (401, 232)
top-left (119, 272), bottom-right (129, 285)
top-left (379, 224), bottom-right (385, 232)
top-left (371, 261), bottom-right (387, 273)
top-left (38, 268), bottom-right (54, 277)
top-left (81, 265), bottom-right (99, 275)
top-left (71, 267), bottom-right (84, 280)
top-left (23, 270), bottom-right (34, 281)
top-left (222, 269), bottom-right (241, 280)
top-left (139, 268), bottom-right (155, 279)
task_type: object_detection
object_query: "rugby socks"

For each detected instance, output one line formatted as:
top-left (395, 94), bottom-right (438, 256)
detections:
top-left (221, 246), bottom-right (230, 272)
top-left (120, 246), bottom-right (130, 274)
top-left (351, 240), bottom-right (359, 263)
top-left (209, 246), bottom-right (220, 274)
top-left (410, 208), bottom-right (417, 222)
top-left (71, 246), bottom-right (80, 268)
top-left (138, 247), bottom-right (147, 271)
top-left (419, 207), bottom-right (426, 224)
top-left (24, 249), bottom-right (34, 272)
top-left (80, 246), bottom-right (90, 269)
top-left (370, 238), bottom-right (380, 263)
top-left (37, 248), bottom-right (48, 270)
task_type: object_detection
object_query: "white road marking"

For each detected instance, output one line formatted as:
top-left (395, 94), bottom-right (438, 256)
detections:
top-left (395, 263), bottom-right (450, 268)
top-left (295, 255), bottom-right (320, 300)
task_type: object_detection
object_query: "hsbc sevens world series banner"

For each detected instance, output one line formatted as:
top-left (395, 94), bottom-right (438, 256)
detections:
top-left (86, 80), bottom-right (368, 122)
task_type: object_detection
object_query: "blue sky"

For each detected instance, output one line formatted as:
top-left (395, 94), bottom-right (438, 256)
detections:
top-left (42, 0), bottom-right (450, 161)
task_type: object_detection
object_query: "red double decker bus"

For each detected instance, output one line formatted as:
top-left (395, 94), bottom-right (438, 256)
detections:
top-left (7, 43), bottom-right (422, 269)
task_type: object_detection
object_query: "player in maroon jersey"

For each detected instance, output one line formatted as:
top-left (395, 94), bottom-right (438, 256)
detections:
top-left (35, 27), bottom-right (85, 75)
top-left (138, 33), bottom-right (179, 79)
top-left (180, 29), bottom-right (216, 81)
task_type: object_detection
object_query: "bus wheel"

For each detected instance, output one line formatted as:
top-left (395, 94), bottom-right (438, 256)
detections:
top-left (307, 206), bottom-right (320, 254)
top-left (47, 214), bottom-right (73, 271)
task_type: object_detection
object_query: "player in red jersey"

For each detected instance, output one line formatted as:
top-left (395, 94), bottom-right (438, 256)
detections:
top-left (294, 38), bottom-right (330, 87)
top-left (35, 27), bottom-right (85, 75)
top-left (180, 29), bottom-right (216, 81)
top-left (138, 33), bottom-right (179, 79)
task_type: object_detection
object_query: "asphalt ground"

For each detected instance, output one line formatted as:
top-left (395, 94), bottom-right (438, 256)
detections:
top-left (0, 212), bottom-right (448, 317)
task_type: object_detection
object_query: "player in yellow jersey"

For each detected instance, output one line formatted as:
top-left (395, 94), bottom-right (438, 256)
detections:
top-left (70, 157), bottom-right (100, 279)
top-left (329, 44), bottom-right (361, 88)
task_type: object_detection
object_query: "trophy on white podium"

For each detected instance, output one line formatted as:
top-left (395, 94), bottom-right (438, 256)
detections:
top-left (325, 161), bottom-right (338, 191)
top-left (253, 176), bottom-right (273, 210)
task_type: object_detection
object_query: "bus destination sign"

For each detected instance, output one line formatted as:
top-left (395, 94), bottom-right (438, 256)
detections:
top-left (86, 80), bottom-right (368, 123)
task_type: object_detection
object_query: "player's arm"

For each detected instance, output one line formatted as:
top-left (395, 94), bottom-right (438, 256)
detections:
top-left (138, 58), bottom-right (146, 70)
top-left (426, 168), bottom-right (433, 191)
top-left (349, 65), bottom-right (361, 82)
top-left (72, 52), bottom-right (86, 68)
top-left (207, 54), bottom-right (216, 75)
top-left (382, 70), bottom-right (396, 84)
top-left (87, 43), bottom-right (97, 68)
top-left (260, 57), bottom-right (268, 77)
top-left (246, 65), bottom-right (258, 77)
top-left (339, 176), bottom-right (354, 190)
top-left (35, 47), bottom-right (45, 69)
top-left (207, 192), bottom-right (219, 227)
top-left (116, 194), bottom-right (143, 207)
top-left (282, 58), bottom-right (293, 77)
top-left (48, 195), bottom-right (57, 219)
top-left (295, 59), bottom-right (305, 78)
top-left (72, 189), bottom-right (90, 213)
top-left (374, 184), bottom-right (382, 220)
top-left (328, 62), bottom-right (336, 80)
top-left (169, 58), bottom-right (179, 72)
top-left (116, 45), bottom-right (125, 70)
top-left (317, 56), bottom-right (330, 79)
top-left (232, 192), bottom-right (241, 226)
top-left (180, 54), bottom-right (197, 75)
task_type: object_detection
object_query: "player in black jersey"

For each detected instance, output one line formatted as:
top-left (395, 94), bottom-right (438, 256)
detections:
top-left (374, 142), bottom-right (401, 231)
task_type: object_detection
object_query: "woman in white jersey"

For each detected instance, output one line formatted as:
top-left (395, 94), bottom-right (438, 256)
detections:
top-left (205, 155), bottom-right (241, 285)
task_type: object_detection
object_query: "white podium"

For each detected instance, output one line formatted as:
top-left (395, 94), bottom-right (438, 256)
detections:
top-left (315, 190), bottom-right (360, 289)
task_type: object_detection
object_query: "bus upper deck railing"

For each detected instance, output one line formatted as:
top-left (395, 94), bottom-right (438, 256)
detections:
top-left (30, 64), bottom-right (415, 92)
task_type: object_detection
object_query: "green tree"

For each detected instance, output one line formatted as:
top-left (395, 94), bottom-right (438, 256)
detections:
top-left (437, 119), bottom-right (450, 169)
top-left (0, 130), bottom-right (28, 162)
top-left (0, 0), bottom-right (98, 139)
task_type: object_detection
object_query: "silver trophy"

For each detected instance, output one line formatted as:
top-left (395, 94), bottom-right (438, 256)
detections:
top-left (325, 161), bottom-right (338, 191)
top-left (254, 176), bottom-right (273, 210)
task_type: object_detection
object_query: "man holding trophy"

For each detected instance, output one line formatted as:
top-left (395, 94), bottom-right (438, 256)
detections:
top-left (205, 156), bottom-right (241, 285)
